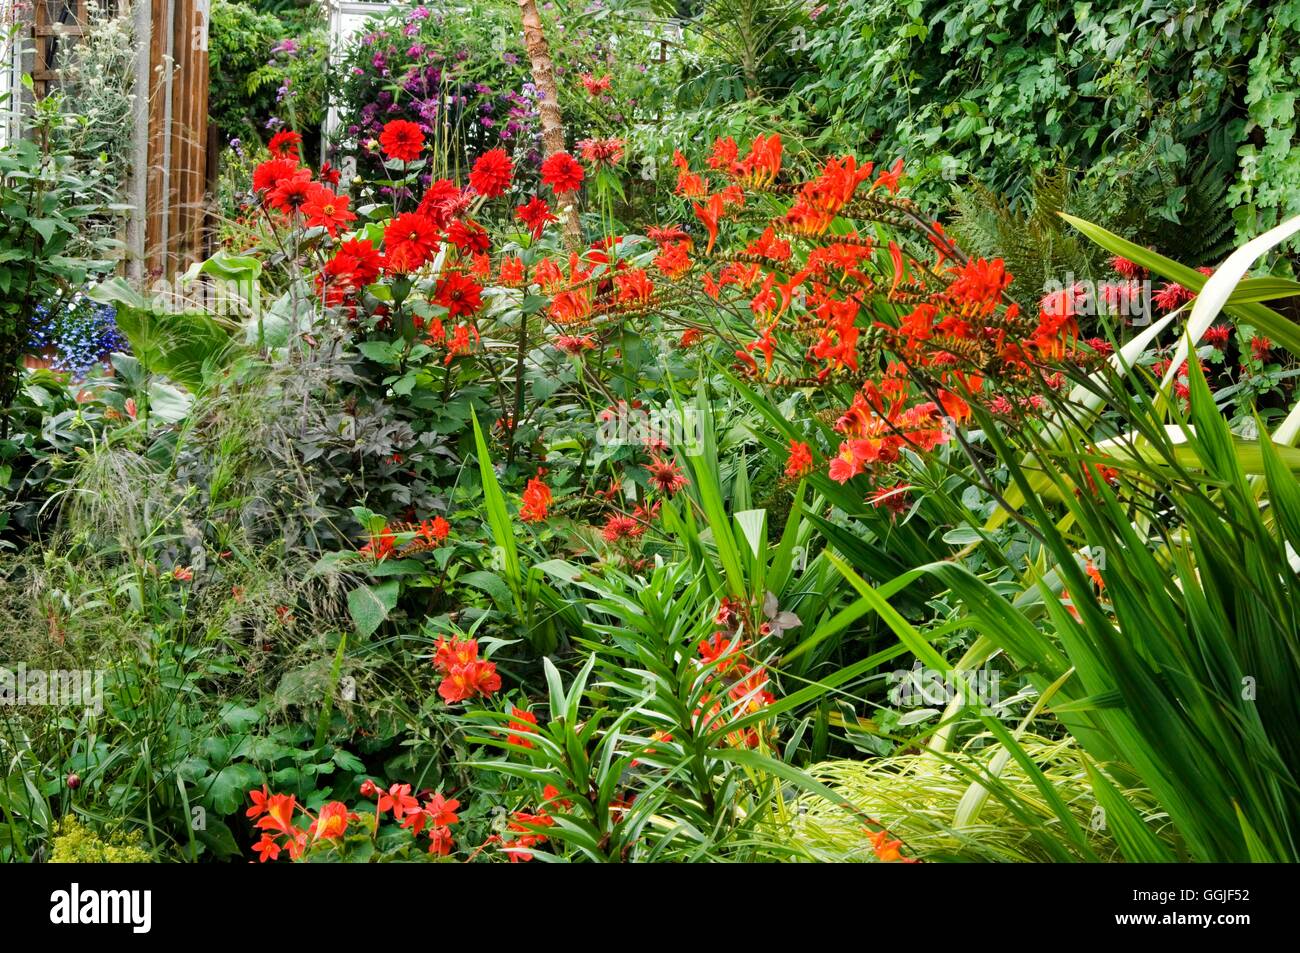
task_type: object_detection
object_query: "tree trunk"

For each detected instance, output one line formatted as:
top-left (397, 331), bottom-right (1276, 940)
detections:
top-left (517, 0), bottom-right (583, 252)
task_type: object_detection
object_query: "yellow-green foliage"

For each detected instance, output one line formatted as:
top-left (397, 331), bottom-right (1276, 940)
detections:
top-left (49, 817), bottom-right (153, 863)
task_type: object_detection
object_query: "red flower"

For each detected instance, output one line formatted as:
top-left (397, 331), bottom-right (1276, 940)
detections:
top-left (1110, 255), bottom-right (1144, 279)
top-left (693, 193), bottom-right (725, 255)
top-left (645, 454), bottom-right (688, 496)
top-left (581, 73), bottom-right (611, 96)
top-left (505, 707), bottom-right (539, 748)
top-left (555, 334), bottom-right (596, 354)
top-left (309, 802), bottom-right (356, 842)
top-left (377, 783), bottom-right (420, 820)
top-left (418, 178), bottom-right (470, 228)
top-left (246, 785), bottom-right (272, 819)
top-left (433, 270), bottom-right (483, 318)
top-left (433, 636), bottom-right (479, 673)
top-left (470, 147), bottom-right (514, 197)
top-left (785, 440), bottom-right (813, 479)
top-left (424, 792), bottom-right (461, 828)
top-left (419, 516), bottom-right (451, 544)
top-left (872, 158), bottom-right (904, 194)
top-left (541, 151), bottom-right (585, 194)
top-left (520, 471), bottom-right (552, 523)
top-left (383, 212), bottom-right (440, 273)
top-left (252, 833), bottom-right (281, 862)
top-left (438, 659), bottom-right (501, 703)
top-left (319, 161), bottom-right (341, 186)
top-left (267, 130), bottom-right (302, 160)
top-left (615, 268), bottom-right (654, 306)
top-left (578, 137), bottom-right (624, 168)
top-left (602, 513), bottom-right (642, 543)
top-left (301, 184), bottom-right (357, 236)
top-left (446, 218), bottom-right (490, 254)
top-left (266, 169), bottom-right (314, 213)
top-left (1153, 281), bottom-right (1195, 313)
top-left (252, 157), bottom-right (303, 195)
top-left (515, 196), bottom-right (556, 239)
top-left (498, 255), bottom-right (525, 286)
top-left (379, 119), bottom-right (425, 162)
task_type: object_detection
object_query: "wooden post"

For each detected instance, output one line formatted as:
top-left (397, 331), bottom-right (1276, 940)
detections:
top-left (144, 0), bottom-right (209, 279)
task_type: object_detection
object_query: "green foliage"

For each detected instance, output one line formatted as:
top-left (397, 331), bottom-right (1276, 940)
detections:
top-left (796, 0), bottom-right (1298, 247)
top-left (0, 92), bottom-right (120, 433)
top-left (209, 0), bottom-right (328, 144)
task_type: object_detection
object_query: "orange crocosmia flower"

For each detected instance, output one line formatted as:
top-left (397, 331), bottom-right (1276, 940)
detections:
top-left (498, 255), bottom-right (525, 286)
top-left (872, 158), bottom-right (905, 194)
top-left (377, 783), bottom-right (420, 820)
top-left (440, 659), bottom-right (501, 702)
top-left (869, 828), bottom-right (911, 863)
top-left (520, 471), bottom-right (552, 522)
top-left (693, 192), bottom-right (725, 255)
top-left (550, 287), bottom-right (594, 325)
top-left (419, 515), bottom-right (451, 545)
top-left (785, 440), bottom-right (813, 480)
top-left (734, 133), bottom-right (782, 187)
top-left (256, 793), bottom-right (299, 838)
top-left (615, 268), bottom-right (654, 305)
top-left (505, 706), bottom-right (539, 748)
top-left (310, 801), bottom-right (356, 842)
top-left (532, 257), bottom-right (564, 291)
top-left (654, 241), bottom-right (693, 280)
top-left (707, 136), bottom-right (739, 171)
top-left (828, 439), bottom-right (874, 484)
top-left (252, 833), bottom-right (282, 862)
top-left (679, 328), bottom-right (702, 348)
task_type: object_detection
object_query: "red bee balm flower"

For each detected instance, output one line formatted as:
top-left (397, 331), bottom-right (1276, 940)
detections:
top-left (379, 119), bottom-right (425, 162)
top-left (541, 151), bottom-right (585, 194)
top-left (581, 73), bottom-right (611, 96)
top-left (470, 147), bottom-right (514, 197)
top-left (646, 454), bottom-right (688, 496)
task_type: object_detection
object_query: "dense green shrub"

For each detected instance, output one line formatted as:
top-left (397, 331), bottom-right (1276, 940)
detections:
top-left (795, 0), bottom-right (1299, 248)
top-left (209, 0), bottom-right (328, 146)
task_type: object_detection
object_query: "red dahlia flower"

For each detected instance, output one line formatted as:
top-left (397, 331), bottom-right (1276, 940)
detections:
top-left (469, 147), bottom-right (514, 197)
top-left (379, 119), bottom-right (425, 162)
top-left (383, 212), bottom-right (440, 273)
top-left (540, 151), bottom-right (585, 194)
top-left (267, 130), bottom-right (302, 160)
top-left (301, 184), bottom-right (357, 236)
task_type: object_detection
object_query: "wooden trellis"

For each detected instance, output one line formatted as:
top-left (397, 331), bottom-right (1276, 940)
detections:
top-left (21, 0), bottom-right (211, 278)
